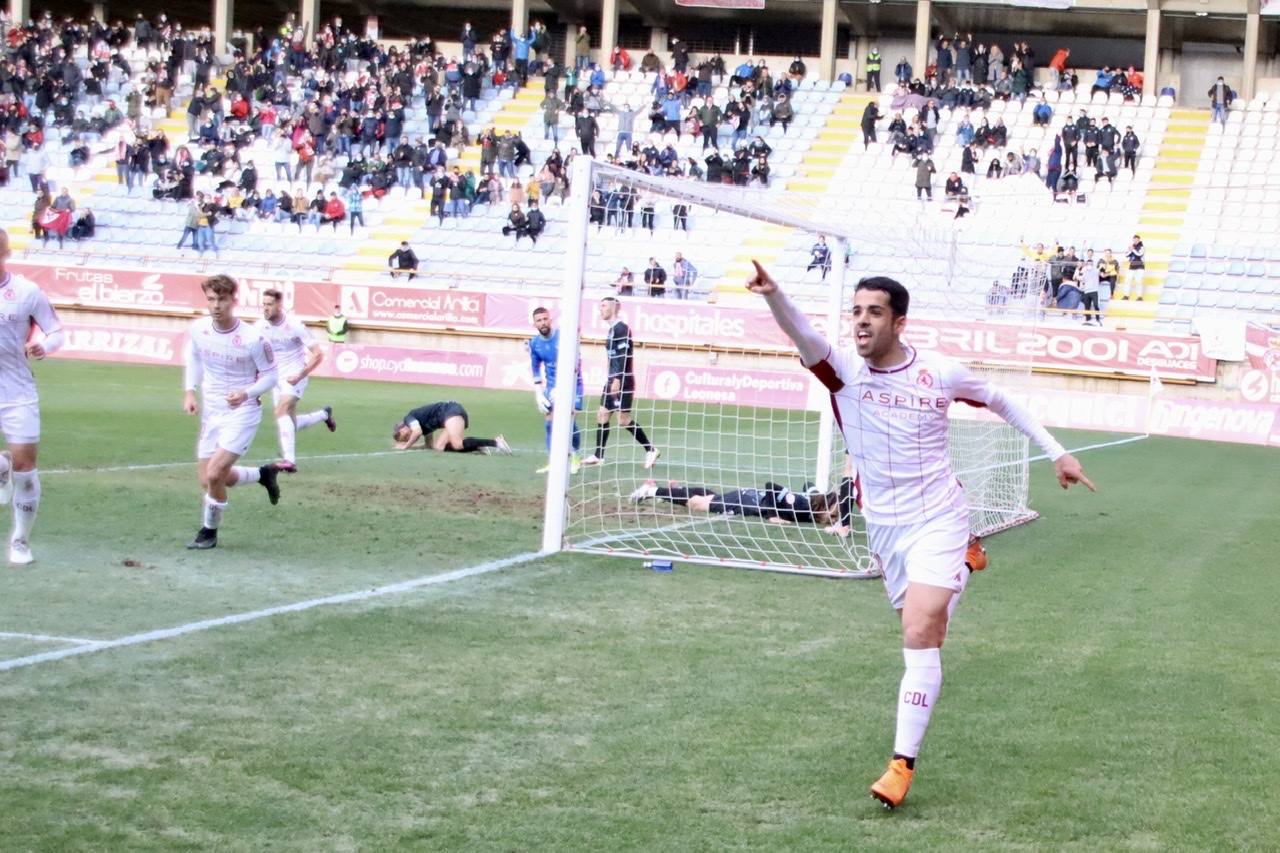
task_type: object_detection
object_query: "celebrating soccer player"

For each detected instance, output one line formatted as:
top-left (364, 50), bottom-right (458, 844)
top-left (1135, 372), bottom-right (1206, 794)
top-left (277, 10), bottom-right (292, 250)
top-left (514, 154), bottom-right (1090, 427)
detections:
top-left (0, 228), bottom-right (63, 565)
top-left (183, 275), bottom-right (291, 550)
top-left (259, 288), bottom-right (336, 469)
top-left (528, 306), bottom-right (583, 474)
top-left (747, 260), bottom-right (1094, 809)
top-left (580, 297), bottom-right (659, 469)
top-left (392, 401), bottom-right (510, 454)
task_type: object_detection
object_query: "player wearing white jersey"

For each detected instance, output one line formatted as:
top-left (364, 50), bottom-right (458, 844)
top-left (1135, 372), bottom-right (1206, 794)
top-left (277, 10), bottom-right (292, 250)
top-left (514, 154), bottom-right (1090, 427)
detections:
top-left (0, 228), bottom-right (64, 565)
top-left (183, 275), bottom-right (289, 550)
top-left (748, 262), bottom-right (1094, 809)
top-left (260, 289), bottom-right (336, 468)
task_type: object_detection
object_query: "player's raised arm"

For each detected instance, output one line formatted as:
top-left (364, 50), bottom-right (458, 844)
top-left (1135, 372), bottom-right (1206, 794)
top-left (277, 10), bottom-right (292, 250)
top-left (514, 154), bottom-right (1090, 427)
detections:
top-left (746, 260), bottom-right (830, 366)
top-left (948, 362), bottom-right (1096, 492)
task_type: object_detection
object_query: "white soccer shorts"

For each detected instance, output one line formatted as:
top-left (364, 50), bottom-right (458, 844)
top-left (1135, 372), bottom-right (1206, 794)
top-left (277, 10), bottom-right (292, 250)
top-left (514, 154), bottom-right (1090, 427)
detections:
top-left (197, 404), bottom-right (263, 459)
top-left (272, 375), bottom-right (309, 404)
top-left (867, 508), bottom-right (971, 611)
top-left (0, 401), bottom-right (40, 444)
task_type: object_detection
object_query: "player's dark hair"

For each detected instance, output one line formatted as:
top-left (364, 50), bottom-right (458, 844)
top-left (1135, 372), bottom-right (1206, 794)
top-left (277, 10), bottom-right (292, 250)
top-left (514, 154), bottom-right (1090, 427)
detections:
top-left (532, 306), bottom-right (549, 318)
top-left (601, 296), bottom-right (619, 305)
top-left (201, 274), bottom-right (237, 297)
top-left (855, 276), bottom-right (910, 318)
top-left (262, 288), bottom-right (284, 302)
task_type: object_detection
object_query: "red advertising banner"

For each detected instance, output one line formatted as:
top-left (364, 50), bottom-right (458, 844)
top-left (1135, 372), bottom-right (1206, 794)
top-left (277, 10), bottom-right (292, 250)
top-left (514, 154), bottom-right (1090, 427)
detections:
top-left (1238, 321), bottom-right (1280, 406)
top-left (642, 363), bottom-right (810, 409)
top-left (321, 344), bottom-right (488, 384)
top-left (896, 319), bottom-right (1217, 382)
top-left (58, 323), bottom-right (185, 366)
top-left (25, 262), bottom-right (1218, 381)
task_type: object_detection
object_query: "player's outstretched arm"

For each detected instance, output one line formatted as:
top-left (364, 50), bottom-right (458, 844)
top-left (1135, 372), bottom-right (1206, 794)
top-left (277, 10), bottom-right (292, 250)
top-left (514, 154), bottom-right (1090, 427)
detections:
top-left (746, 260), bottom-right (830, 366)
top-left (1054, 452), bottom-right (1095, 491)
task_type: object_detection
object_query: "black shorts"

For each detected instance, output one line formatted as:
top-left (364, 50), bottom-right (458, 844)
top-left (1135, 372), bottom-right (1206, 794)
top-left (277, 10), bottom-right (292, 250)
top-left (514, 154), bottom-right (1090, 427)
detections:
top-left (708, 488), bottom-right (763, 517)
top-left (438, 402), bottom-right (469, 429)
top-left (407, 401), bottom-right (469, 433)
top-left (602, 387), bottom-right (635, 412)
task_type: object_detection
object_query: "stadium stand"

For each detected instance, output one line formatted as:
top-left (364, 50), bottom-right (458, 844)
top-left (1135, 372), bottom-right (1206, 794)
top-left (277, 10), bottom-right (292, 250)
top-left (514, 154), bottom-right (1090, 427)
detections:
top-left (4, 8), bottom-right (1276, 335)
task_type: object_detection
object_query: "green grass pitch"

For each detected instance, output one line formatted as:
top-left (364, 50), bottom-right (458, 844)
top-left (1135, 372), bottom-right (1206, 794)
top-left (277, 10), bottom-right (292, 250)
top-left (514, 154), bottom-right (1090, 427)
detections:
top-left (0, 359), bottom-right (1277, 849)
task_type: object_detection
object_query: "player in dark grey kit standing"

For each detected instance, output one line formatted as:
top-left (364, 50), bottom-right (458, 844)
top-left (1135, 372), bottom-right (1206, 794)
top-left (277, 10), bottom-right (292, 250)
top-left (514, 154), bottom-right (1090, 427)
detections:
top-left (580, 297), bottom-right (660, 468)
top-left (392, 401), bottom-right (511, 454)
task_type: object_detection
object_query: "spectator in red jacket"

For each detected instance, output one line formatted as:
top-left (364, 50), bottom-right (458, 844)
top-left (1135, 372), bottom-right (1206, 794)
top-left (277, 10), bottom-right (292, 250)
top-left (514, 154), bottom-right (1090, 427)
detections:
top-left (322, 192), bottom-right (346, 230)
top-left (1049, 48), bottom-right (1070, 88)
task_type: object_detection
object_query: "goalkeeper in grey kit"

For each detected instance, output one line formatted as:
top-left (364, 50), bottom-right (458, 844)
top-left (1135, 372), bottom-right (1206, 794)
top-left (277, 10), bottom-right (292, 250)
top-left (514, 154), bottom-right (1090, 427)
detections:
top-left (580, 297), bottom-right (660, 469)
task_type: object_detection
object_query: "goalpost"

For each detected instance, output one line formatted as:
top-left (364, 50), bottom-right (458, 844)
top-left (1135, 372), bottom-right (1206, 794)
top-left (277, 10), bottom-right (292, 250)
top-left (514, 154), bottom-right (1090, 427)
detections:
top-left (542, 156), bottom-right (1043, 578)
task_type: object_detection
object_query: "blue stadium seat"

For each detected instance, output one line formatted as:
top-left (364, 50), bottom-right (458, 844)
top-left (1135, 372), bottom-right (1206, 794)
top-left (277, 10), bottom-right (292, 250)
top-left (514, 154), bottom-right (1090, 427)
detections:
top-left (1228, 260), bottom-right (1247, 276)
top-left (1189, 243), bottom-right (1208, 258)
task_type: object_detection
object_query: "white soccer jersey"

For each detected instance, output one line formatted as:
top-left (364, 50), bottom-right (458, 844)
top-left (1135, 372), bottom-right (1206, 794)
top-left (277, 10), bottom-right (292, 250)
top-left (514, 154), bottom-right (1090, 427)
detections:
top-left (257, 314), bottom-right (314, 376)
top-left (185, 316), bottom-right (276, 414)
top-left (808, 344), bottom-right (1064, 527)
top-left (0, 273), bottom-right (61, 405)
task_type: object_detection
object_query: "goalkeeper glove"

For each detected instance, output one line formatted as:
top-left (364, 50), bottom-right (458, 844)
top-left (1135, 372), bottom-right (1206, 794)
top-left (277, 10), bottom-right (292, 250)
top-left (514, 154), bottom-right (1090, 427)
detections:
top-left (534, 386), bottom-right (551, 414)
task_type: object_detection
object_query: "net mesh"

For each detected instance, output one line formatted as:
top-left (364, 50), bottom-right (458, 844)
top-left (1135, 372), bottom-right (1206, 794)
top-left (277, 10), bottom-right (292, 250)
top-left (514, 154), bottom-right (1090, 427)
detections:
top-left (558, 162), bottom-right (1042, 577)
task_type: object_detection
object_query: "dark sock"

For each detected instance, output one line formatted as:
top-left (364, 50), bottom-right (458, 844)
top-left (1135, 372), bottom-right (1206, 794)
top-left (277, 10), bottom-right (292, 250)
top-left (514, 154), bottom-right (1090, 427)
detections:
top-left (893, 753), bottom-right (916, 770)
top-left (626, 423), bottom-right (654, 451)
top-left (444, 437), bottom-right (496, 453)
top-left (595, 423), bottom-right (611, 458)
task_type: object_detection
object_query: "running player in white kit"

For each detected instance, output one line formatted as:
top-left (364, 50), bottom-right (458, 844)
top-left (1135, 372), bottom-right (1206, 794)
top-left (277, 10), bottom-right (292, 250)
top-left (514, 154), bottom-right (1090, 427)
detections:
top-left (259, 289), bottom-right (336, 469)
top-left (748, 262), bottom-right (1094, 809)
top-left (0, 228), bottom-right (64, 565)
top-left (183, 275), bottom-right (289, 550)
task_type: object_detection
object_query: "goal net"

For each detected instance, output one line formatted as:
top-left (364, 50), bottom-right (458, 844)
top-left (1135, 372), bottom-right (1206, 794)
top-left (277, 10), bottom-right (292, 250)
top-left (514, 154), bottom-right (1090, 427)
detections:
top-left (540, 158), bottom-right (1043, 578)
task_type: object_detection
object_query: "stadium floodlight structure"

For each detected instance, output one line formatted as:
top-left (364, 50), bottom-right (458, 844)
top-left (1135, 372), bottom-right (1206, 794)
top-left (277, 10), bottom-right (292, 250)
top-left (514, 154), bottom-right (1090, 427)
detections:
top-left (542, 156), bottom-right (1043, 579)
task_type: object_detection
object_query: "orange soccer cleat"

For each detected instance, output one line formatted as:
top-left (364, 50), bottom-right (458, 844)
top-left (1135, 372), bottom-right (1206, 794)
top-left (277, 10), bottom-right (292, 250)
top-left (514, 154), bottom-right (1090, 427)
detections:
top-left (965, 535), bottom-right (988, 573)
top-left (870, 757), bottom-right (915, 809)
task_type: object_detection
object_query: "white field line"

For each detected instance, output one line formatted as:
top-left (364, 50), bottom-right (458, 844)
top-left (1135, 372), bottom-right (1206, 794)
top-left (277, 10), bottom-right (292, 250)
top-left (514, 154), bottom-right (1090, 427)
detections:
top-left (0, 518), bottom-right (715, 674)
top-left (0, 550), bottom-right (548, 673)
top-left (43, 446), bottom-right (540, 476)
top-left (954, 434), bottom-right (1148, 478)
top-left (1, 438), bottom-right (1143, 673)
top-left (0, 631), bottom-right (104, 645)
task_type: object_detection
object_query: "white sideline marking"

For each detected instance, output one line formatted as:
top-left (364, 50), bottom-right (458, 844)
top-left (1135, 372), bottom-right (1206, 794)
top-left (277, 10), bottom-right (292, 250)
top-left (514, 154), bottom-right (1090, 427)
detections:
top-left (0, 550), bottom-right (545, 673)
top-left (0, 518), bottom-right (715, 674)
top-left (955, 434), bottom-right (1148, 477)
top-left (44, 446), bottom-right (537, 476)
top-left (0, 631), bottom-right (103, 645)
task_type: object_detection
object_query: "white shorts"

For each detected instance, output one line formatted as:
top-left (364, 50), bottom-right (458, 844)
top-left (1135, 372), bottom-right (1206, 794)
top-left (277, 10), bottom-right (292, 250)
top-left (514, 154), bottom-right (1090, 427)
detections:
top-left (0, 401), bottom-right (40, 444)
top-left (867, 509), bottom-right (971, 611)
top-left (198, 404), bottom-right (263, 459)
top-left (272, 376), bottom-right (309, 404)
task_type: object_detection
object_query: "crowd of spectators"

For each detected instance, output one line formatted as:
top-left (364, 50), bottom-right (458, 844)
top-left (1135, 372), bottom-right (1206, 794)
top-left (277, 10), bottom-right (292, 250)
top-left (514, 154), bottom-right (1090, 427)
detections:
top-left (858, 32), bottom-right (1151, 206)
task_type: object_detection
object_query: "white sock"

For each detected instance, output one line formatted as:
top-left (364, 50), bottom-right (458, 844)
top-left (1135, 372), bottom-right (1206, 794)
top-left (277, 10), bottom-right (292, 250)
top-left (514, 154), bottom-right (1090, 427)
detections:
top-left (893, 647), bottom-right (943, 759)
top-left (11, 469), bottom-right (39, 542)
top-left (202, 493), bottom-right (226, 529)
top-left (230, 465), bottom-right (260, 486)
top-left (296, 410), bottom-right (327, 430)
top-left (276, 415), bottom-right (297, 462)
